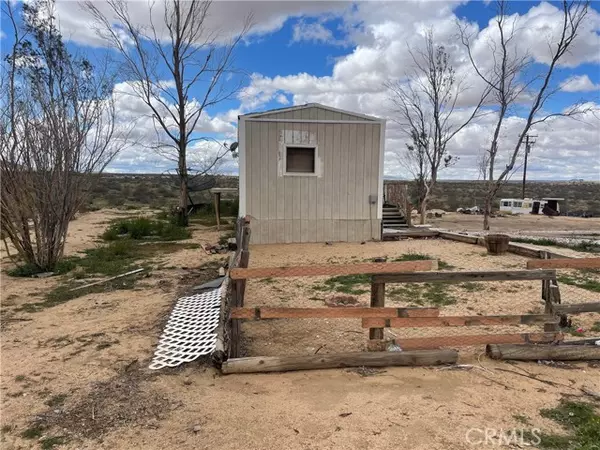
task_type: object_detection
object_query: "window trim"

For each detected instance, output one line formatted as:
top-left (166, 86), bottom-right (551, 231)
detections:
top-left (283, 143), bottom-right (318, 176)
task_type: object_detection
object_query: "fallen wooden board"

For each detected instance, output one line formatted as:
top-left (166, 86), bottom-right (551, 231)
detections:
top-left (69, 268), bottom-right (145, 292)
top-left (372, 269), bottom-right (556, 284)
top-left (437, 231), bottom-right (480, 245)
top-left (362, 314), bottom-right (555, 328)
top-left (506, 243), bottom-right (542, 259)
top-left (230, 260), bottom-right (437, 280)
top-left (371, 332), bottom-right (561, 351)
top-left (486, 343), bottom-right (600, 361)
top-left (221, 349), bottom-right (458, 374)
top-left (551, 302), bottom-right (600, 314)
top-left (527, 257), bottom-right (600, 270)
top-left (230, 306), bottom-right (440, 320)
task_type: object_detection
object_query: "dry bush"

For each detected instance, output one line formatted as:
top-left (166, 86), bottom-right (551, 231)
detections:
top-left (0, 0), bottom-right (123, 271)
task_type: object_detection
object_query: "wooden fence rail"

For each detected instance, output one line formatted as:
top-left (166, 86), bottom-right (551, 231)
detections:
top-left (527, 257), bottom-right (600, 270)
top-left (230, 306), bottom-right (440, 320)
top-left (377, 332), bottom-right (562, 351)
top-left (362, 314), bottom-right (555, 329)
top-left (230, 260), bottom-right (437, 280)
top-left (372, 269), bottom-right (556, 284)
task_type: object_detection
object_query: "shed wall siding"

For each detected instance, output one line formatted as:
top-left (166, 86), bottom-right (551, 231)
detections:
top-left (244, 119), bottom-right (381, 244)
top-left (252, 106), bottom-right (377, 122)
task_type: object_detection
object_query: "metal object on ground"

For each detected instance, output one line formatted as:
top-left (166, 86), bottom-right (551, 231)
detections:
top-left (149, 288), bottom-right (222, 370)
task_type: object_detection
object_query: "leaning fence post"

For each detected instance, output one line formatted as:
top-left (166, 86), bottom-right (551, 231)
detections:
top-left (369, 278), bottom-right (385, 340)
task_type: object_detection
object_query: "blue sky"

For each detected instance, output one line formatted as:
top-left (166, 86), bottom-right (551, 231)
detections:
top-left (2, 0), bottom-right (599, 180)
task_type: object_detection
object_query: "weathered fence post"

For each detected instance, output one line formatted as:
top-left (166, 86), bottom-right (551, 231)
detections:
top-left (369, 279), bottom-right (385, 340)
top-left (230, 218), bottom-right (251, 358)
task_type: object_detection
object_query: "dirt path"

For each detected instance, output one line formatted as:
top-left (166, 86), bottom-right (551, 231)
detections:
top-left (1, 210), bottom-right (599, 449)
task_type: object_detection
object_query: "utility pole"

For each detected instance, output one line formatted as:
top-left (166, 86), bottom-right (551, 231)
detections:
top-left (522, 134), bottom-right (537, 199)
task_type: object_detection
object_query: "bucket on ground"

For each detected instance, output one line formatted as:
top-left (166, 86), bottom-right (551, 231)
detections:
top-left (485, 234), bottom-right (510, 255)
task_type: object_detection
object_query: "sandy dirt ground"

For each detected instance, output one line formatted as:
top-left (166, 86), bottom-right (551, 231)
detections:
top-left (1, 211), bottom-right (599, 450)
top-left (242, 240), bottom-right (599, 358)
top-left (430, 212), bottom-right (600, 234)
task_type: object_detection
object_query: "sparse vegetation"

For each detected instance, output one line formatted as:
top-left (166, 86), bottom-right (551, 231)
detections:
top-left (558, 273), bottom-right (600, 293)
top-left (513, 414), bottom-right (531, 426)
top-left (102, 217), bottom-right (191, 241)
top-left (314, 274), bottom-right (370, 295)
top-left (459, 282), bottom-right (485, 292)
top-left (511, 237), bottom-right (600, 253)
top-left (530, 401), bottom-right (600, 449)
top-left (11, 218), bottom-right (200, 311)
top-left (40, 436), bottom-right (67, 450)
top-left (388, 282), bottom-right (456, 306)
top-left (21, 425), bottom-right (45, 439)
top-left (591, 321), bottom-right (600, 332)
top-left (45, 394), bottom-right (68, 408)
top-left (392, 252), bottom-right (455, 269)
top-left (6, 258), bottom-right (79, 278)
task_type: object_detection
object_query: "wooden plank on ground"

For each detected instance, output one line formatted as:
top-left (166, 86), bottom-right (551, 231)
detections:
top-left (506, 243), bottom-right (542, 259)
top-left (221, 349), bottom-right (459, 374)
top-left (230, 306), bottom-right (440, 320)
top-left (486, 343), bottom-right (600, 361)
top-left (374, 332), bottom-right (561, 351)
top-left (527, 257), bottom-right (600, 270)
top-left (230, 260), bottom-right (436, 280)
top-left (384, 230), bottom-right (440, 238)
top-left (361, 314), bottom-right (555, 328)
top-left (437, 231), bottom-right (480, 245)
top-left (373, 269), bottom-right (556, 284)
top-left (552, 302), bottom-right (600, 314)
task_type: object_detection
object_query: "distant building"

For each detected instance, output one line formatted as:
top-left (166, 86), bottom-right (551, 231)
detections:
top-left (499, 198), bottom-right (563, 215)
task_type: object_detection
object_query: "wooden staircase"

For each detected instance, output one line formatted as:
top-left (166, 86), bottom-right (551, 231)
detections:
top-left (382, 205), bottom-right (408, 230)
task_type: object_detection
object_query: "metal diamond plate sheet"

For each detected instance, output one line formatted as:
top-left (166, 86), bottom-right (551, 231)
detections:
top-left (149, 287), bottom-right (222, 370)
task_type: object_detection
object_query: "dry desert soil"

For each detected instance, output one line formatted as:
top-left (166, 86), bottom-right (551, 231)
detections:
top-left (1, 210), bottom-right (599, 449)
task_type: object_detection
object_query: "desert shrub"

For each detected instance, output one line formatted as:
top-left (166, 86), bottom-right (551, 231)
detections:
top-left (7, 258), bottom-right (79, 278)
top-left (102, 218), bottom-right (191, 241)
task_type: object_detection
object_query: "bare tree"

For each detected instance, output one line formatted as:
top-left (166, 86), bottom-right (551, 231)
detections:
top-left (459, 0), bottom-right (593, 230)
top-left (83, 0), bottom-right (251, 226)
top-left (0, 0), bottom-right (120, 271)
top-left (387, 30), bottom-right (489, 224)
top-left (476, 150), bottom-right (491, 181)
top-left (398, 130), bottom-right (428, 215)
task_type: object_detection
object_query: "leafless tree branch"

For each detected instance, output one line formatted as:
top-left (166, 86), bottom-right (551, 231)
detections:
top-left (82, 0), bottom-right (251, 225)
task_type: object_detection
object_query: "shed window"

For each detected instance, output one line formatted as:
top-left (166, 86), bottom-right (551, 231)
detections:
top-left (502, 201), bottom-right (511, 207)
top-left (286, 146), bottom-right (316, 174)
top-left (513, 201), bottom-right (523, 208)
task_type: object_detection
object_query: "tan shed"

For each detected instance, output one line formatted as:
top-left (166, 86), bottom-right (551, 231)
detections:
top-left (238, 103), bottom-right (385, 244)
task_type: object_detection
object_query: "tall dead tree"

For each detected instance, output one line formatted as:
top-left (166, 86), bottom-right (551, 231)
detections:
top-left (84, 0), bottom-right (251, 226)
top-left (0, 0), bottom-right (120, 271)
top-left (387, 30), bottom-right (489, 224)
top-left (399, 130), bottom-right (428, 215)
top-left (459, 0), bottom-right (593, 230)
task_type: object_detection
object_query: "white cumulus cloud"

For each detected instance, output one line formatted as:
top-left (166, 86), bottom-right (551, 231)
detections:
top-left (560, 74), bottom-right (600, 93)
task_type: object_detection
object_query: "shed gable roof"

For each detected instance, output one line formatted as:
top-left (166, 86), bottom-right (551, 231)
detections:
top-left (240, 103), bottom-right (382, 122)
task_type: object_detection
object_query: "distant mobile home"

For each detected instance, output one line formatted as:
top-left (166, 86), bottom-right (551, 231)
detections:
top-left (499, 198), bottom-right (563, 215)
top-left (238, 103), bottom-right (386, 244)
